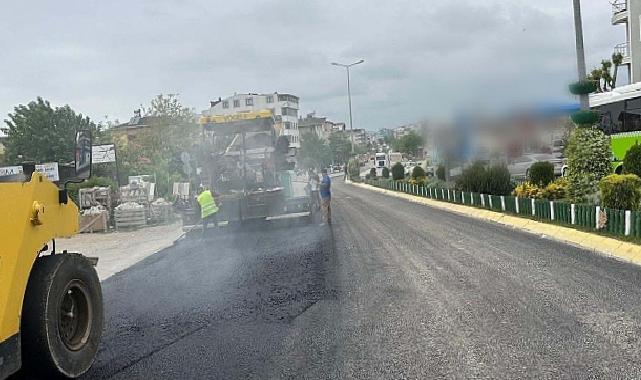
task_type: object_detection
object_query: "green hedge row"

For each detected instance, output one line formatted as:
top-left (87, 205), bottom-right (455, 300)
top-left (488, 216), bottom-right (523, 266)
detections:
top-left (367, 179), bottom-right (641, 239)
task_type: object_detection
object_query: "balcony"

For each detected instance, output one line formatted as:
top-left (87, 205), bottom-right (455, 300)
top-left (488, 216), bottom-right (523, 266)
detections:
top-left (612, 0), bottom-right (628, 25)
top-left (614, 42), bottom-right (631, 64)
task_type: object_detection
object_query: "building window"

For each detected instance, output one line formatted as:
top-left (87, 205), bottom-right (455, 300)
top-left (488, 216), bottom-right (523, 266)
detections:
top-left (284, 122), bottom-right (291, 129)
top-left (233, 99), bottom-right (240, 108)
top-left (281, 107), bottom-right (297, 117)
top-left (278, 94), bottom-right (299, 103)
top-left (266, 95), bottom-right (274, 103)
top-left (245, 97), bottom-right (253, 106)
top-left (222, 101), bottom-right (229, 109)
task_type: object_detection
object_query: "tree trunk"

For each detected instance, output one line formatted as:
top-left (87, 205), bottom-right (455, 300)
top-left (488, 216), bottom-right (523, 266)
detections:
top-left (612, 65), bottom-right (619, 89)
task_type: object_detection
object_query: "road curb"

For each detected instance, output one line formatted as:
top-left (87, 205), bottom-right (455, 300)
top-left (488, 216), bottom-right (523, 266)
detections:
top-left (348, 181), bottom-right (641, 267)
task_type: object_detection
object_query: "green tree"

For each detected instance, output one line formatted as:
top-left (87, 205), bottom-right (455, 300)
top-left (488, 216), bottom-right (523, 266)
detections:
top-left (587, 58), bottom-right (620, 92)
top-left (612, 52), bottom-right (624, 89)
top-left (299, 132), bottom-right (331, 169)
top-left (4, 97), bottom-right (100, 164)
top-left (329, 133), bottom-right (352, 164)
top-left (565, 126), bottom-right (612, 202)
top-left (142, 93), bottom-right (194, 122)
top-left (588, 68), bottom-right (604, 93)
top-left (392, 131), bottom-right (422, 156)
top-left (116, 94), bottom-right (199, 196)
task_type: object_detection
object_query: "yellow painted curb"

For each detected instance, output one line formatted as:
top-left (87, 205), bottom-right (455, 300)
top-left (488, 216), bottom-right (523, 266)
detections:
top-left (351, 181), bottom-right (641, 267)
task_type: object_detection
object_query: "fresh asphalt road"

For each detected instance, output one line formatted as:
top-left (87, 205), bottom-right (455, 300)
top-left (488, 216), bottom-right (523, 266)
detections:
top-left (72, 179), bottom-right (641, 379)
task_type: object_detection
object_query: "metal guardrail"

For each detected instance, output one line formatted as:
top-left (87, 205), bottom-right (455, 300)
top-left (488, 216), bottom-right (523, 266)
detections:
top-left (612, 0), bottom-right (627, 14)
top-left (614, 42), bottom-right (630, 57)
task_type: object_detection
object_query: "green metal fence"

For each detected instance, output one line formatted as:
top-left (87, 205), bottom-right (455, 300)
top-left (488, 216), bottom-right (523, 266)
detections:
top-left (363, 179), bottom-right (641, 240)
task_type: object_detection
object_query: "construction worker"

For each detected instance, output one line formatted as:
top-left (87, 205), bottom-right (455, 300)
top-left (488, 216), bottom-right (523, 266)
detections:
top-left (319, 168), bottom-right (332, 224)
top-left (197, 185), bottom-right (220, 236)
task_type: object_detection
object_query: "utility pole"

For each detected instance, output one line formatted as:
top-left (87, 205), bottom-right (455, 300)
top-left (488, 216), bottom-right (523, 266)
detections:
top-left (331, 59), bottom-right (365, 154)
top-left (572, 0), bottom-right (589, 110)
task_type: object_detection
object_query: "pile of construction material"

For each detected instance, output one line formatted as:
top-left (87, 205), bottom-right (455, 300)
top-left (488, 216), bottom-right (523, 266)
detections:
top-left (149, 198), bottom-right (173, 224)
top-left (78, 187), bottom-right (113, 233)
top-left (79, 187), bottom-right (112, 210)
top-left (79, 206), bottom-right (109, 233)
top-left (114, 202), bottom-right (147, 230)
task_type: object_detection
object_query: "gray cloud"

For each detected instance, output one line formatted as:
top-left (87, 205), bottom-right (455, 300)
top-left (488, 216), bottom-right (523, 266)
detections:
top-left (0, 0), bottom-right (625, 130)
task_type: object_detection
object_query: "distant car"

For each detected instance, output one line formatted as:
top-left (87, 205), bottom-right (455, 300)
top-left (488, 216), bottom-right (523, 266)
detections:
top-left (507, 154), bottom-right (565, 179)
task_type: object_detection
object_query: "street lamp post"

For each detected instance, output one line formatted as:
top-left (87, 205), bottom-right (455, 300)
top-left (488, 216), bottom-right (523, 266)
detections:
top-left (332, 59), bottom-right (365, 154)
top-left (572, 0), bottom-right (589, 110)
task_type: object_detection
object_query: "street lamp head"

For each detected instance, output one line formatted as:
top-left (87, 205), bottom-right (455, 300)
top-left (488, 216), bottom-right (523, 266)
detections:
top-left (331, 62), bottom-right (341, 66)
top-left (354, 59), bottom-right (365, 65)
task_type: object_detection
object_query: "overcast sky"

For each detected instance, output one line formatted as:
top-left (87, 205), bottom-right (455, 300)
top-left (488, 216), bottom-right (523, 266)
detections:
top-left (0, 1), bottom-right (625, 130)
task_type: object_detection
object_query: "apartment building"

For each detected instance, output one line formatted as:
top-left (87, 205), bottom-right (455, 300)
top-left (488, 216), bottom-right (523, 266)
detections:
top-left (611, 0), bottom-right (641, 84)
top-left (297, 114), bottom-right (334, 141)
top-left (203, 92), bottom-right (301, 148)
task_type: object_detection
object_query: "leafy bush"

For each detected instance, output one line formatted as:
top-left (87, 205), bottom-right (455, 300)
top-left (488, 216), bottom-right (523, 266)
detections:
top-left (436, 165), bottom-right (446, 181)
top-left (456, 162), bottom-right (513, 195)
top-left (408, 177), bottom-right (426, 187)
top-left (382, 167), bottom-right (390, 179)
top-left (411, 166), bottom-right (426, 182)
top-left (528, 161), bottom-right (555, 187)
top-left (369, 167), bottom-right (377, 178)
top-left (486, 165), bottom-right (513, 195)
top-left (456, 162), bottom-right (486, 193)
top-left (512, 178), bottom-right (568, 200)
top-left (623, 143), bottom-right (641, 178)
top-left (365, 173), bottom-right (371, 180)
top-left (426, 179), bottom-right (446, 188)
top-left (565, 126), bottom-right (612, 203)
top-left (512, 182), bottom-right (541, 199)
top-left (599, 174), bottom-right (641, 210)
top-left (391, 162), bottom-right (405, 180)
top-left (540, 178), bottom-right (568, 200)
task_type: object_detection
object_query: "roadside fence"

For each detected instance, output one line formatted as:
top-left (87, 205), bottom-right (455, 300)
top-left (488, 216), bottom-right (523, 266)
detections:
top-left (365, 179), bottom-right (641, 239)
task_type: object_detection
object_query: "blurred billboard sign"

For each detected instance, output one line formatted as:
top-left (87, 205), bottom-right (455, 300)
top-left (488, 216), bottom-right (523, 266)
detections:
top-left (0, 166), bottom-right (23, 177)
top-left (35, 162), bottom-right (59, 181)
top-left (92, 144), bottom-right (116, 163)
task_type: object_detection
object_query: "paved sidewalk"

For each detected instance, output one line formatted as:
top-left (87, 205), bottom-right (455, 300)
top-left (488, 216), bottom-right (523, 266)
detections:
top-left (57, 223), bottom-right (184, 280)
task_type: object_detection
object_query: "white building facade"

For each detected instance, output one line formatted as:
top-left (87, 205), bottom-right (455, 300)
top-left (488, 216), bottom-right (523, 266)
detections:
top-left (203, 93), bottom-right (301, 148)
top-left (612, 0), bottom-right (641, 84)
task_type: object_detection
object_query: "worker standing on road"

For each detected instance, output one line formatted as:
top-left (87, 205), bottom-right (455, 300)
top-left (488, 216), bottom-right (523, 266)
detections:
top-left (197, 185), bottom-right (220, 236)
top-left (308, 170), bottom-right (320, 211)
top-left (319, 168), bottom-right (332, 225)
top-left (343, 163), bottom-right (348, 180)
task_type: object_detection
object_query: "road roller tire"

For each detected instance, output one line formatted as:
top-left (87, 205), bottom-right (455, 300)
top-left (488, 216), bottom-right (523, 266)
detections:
top-left (21, 253), bottom-right (103, 378)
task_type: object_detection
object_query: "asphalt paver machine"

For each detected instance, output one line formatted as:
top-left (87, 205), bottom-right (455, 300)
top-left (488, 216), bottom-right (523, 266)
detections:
top-left (192, 110), bottom-right (311, 226)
